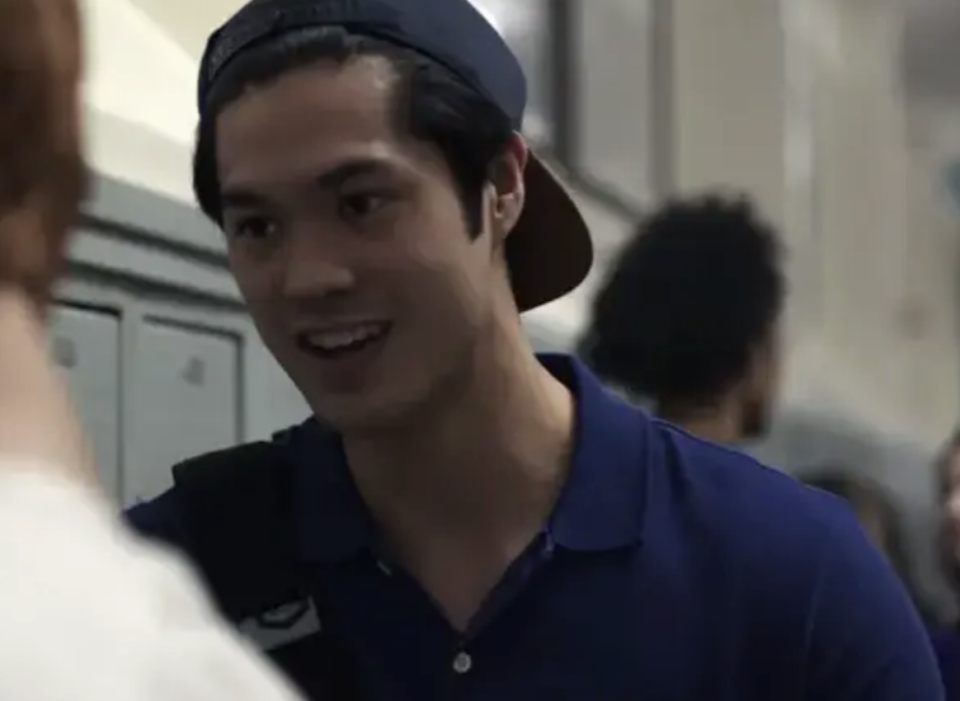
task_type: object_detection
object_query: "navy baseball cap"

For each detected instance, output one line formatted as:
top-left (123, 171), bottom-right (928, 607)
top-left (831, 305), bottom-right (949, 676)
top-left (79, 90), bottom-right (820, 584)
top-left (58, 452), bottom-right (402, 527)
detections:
top-left (197, 0), bottom-right (593, 311)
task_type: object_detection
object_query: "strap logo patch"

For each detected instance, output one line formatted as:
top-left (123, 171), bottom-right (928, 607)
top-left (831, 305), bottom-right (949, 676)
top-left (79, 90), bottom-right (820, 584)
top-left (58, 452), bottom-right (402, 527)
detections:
top-left (238, 598), bottom-right (322, 651)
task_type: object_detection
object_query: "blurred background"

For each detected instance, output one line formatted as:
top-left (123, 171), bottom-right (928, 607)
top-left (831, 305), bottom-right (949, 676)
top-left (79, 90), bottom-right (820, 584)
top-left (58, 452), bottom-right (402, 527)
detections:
top-left (63, 0), bottom-right (960, 618)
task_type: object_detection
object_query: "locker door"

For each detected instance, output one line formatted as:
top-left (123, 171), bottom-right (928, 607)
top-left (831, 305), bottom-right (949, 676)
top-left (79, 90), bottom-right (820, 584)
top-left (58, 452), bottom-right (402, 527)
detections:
top-left (48, 304), bottom-right (122, 501)
top-left (124, 319), bottom-right (241, 506)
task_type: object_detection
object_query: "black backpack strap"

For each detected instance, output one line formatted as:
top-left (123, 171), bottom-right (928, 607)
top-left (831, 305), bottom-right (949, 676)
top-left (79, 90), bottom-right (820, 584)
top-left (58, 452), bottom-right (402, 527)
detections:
top-left (171, 439), bottom-right (365, 700)
top-left (171, 441), bottom-right (306, 623)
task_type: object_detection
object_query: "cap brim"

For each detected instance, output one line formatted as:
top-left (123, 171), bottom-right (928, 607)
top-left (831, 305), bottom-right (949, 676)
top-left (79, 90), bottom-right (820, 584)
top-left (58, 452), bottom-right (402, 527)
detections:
top-left (507, 153), bottom-right (593, 312)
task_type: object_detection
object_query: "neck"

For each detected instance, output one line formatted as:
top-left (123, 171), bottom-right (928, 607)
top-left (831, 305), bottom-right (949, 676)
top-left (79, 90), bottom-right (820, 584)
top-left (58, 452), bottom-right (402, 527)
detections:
top-left (657, 397), bottom-right (745, 445)
top-left (343, 316), bottom-right (574, 559)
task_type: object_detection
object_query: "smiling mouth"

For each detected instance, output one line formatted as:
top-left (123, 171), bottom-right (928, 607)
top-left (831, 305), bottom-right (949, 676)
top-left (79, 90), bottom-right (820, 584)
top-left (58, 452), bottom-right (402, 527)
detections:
top-left (295, 322), bottom-right (391, 359)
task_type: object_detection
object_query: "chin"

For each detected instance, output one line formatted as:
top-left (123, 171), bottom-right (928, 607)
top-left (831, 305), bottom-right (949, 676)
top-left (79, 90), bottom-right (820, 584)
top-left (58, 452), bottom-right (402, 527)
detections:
top-left (309, 388), bottom-right (416, 434)
top-left (313, 401), bottom-right (396, 434)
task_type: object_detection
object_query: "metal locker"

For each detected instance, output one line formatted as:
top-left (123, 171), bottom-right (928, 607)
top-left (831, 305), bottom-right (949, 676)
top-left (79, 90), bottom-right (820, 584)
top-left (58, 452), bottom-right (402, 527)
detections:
top-left (124, 319), bottom-right (241, 506)
top-left (48, 304), bottom-right (122, 501)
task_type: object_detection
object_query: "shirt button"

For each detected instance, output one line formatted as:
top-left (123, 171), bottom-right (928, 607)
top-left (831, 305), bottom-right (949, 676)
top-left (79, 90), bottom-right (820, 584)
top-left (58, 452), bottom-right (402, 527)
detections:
top-left (452, 650), bottom-right (473, 674)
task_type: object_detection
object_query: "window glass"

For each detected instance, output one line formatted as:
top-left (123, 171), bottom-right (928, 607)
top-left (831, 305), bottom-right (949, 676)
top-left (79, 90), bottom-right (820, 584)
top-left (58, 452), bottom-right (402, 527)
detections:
top-left (574, 0), bottom-right (655, 203)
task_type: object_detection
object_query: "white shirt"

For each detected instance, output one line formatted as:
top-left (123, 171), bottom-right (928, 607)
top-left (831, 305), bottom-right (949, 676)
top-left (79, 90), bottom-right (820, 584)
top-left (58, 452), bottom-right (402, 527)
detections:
top-left (0, 460), bottom-right (305, 701)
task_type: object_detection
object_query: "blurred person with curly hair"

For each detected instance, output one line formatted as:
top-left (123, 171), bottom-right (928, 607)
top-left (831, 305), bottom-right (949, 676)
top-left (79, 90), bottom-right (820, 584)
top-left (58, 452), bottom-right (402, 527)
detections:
top-left (581, 194), bottom-right (786, 445)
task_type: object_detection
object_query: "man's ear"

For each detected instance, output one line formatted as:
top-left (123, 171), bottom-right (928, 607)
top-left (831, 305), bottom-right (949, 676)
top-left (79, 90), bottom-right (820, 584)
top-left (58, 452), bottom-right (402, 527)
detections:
top-left (487, 133), bottom-right (528, 245)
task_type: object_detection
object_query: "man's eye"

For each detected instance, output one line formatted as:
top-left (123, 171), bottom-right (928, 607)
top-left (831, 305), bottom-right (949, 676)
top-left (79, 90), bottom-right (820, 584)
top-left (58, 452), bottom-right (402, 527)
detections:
top-left (229, 216), bottom-right (276, 239)
top-left (339, 192), bottom-right (388, 219)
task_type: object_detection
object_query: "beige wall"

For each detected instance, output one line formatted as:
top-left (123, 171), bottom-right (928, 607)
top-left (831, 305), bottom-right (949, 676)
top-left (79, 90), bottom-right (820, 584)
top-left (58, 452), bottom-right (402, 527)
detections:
top-left (667, 0), bottom-right (960, 449)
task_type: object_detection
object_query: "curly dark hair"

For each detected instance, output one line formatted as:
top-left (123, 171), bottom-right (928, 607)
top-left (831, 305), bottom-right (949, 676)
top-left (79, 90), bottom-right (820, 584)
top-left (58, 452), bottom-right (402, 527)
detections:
top-left (581, 194), bottom-right (785, 403)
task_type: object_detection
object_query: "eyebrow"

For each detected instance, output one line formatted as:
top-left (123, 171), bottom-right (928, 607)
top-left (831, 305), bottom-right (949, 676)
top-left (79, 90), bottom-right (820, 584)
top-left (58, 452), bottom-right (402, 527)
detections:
top-left (219, 158), bottom-right (392, 209)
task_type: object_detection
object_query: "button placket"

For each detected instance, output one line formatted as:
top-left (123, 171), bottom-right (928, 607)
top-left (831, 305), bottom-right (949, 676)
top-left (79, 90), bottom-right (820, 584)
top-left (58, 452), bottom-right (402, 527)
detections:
top-left (375, 559), bottom-right (393, 576)
top-left (452, 649), bottom-right (473, 674)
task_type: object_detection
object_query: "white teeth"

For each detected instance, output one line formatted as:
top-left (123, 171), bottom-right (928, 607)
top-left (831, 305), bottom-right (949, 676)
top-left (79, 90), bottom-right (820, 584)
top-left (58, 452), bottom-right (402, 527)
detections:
top-left (305, 324), bottom-right (384, 351)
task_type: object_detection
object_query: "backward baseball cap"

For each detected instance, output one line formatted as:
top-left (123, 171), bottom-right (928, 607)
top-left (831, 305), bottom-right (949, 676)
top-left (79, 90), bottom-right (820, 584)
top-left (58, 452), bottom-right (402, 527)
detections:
top-left (197, 0), bottom-right (593, 311)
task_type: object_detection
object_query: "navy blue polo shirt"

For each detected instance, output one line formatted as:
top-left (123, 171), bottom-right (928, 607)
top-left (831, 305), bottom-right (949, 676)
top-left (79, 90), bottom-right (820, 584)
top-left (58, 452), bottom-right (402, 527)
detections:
top-left (128, 354), bottom-right (943, 700)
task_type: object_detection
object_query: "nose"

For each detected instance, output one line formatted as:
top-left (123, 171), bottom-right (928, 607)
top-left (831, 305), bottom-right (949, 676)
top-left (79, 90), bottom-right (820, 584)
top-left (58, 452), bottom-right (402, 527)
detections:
top-left (280, 223), bottom-right (355, 300)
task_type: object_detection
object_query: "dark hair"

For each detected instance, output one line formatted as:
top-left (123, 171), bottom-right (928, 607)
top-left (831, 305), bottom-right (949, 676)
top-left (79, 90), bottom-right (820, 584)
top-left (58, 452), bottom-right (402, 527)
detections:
top-left (193, 26), bottom-right (513, 235)
top-left (581, 194), bottom-right (784, 403)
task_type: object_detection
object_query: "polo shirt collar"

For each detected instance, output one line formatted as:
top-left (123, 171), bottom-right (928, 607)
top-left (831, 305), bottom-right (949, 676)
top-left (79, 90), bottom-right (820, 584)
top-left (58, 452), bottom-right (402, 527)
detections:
top-left (540, 354), bottom-right (650, 551)
top-left (288, 353), bottom-right (651, 563)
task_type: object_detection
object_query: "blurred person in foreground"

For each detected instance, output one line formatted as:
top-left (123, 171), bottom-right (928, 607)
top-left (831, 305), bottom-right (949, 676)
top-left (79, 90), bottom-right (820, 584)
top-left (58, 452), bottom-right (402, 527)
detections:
top-left (801, 469), bottom-right (936, 625)
top-left (0, 0), bottom-right (304, 698)
top-left (117, 0), bottom-right (945, 694)
top-left (582, 195), bottom-right (785, 445)
top-left (933, 431), bottom-right (960, 700)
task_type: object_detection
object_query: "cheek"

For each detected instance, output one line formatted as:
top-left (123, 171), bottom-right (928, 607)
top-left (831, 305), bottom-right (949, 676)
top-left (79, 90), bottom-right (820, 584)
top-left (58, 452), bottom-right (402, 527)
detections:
top-left (228, 242), bottom-right (282, 298)
top-left (231, 272), bottom-right (267, 318)
top-left (396, 261), bottom-right (489, 338)
top-left (426, 253), bottom-right (491, 326)
top-left (390, 225), bottom-right (493, 323)
top-left (228, 259), bottom-right (286, 335)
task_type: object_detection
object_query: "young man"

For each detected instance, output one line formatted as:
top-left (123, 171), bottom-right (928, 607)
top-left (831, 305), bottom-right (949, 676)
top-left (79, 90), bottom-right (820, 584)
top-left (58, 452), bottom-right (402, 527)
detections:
top-left (128, 0), bottom-right (943, 699)
top-left (584, 195), bottom-right (784, 444)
